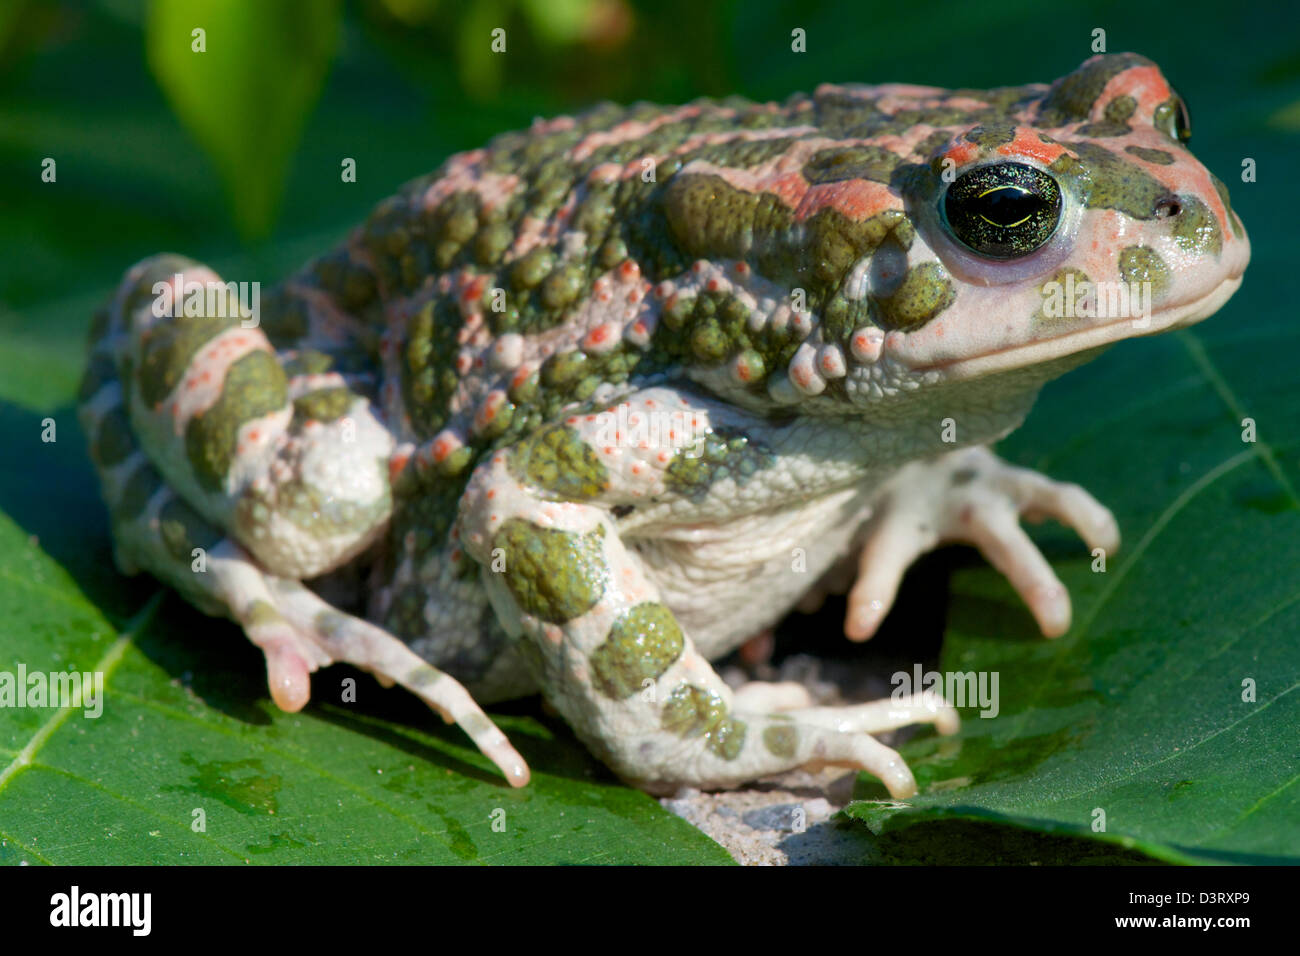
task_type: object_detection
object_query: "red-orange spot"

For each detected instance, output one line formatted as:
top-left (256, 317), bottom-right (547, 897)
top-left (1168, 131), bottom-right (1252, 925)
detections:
top-left (796, 178), bottom-right (896, 222)
top-left (945, 142), bottom-right (980, 167)
top-left (996, 127), bottom-right (1067, 165)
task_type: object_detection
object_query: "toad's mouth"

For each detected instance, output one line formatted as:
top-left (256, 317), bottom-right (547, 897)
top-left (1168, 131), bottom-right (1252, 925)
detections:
top-left (911, 275), bottom-right (1244, 382)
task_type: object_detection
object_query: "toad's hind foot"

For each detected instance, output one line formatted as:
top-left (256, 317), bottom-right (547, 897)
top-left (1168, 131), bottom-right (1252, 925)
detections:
top-left (261, 576), bottom-right (530, 787)
top-left (209, 543), bottom-right (530, 787)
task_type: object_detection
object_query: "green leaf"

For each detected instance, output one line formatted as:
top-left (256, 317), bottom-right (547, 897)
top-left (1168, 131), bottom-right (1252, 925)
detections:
top-left (144, 0), bottom-right (342, 241)
top-left (0, 482), bottom-right (731, 865)
top-left (844, 325), bottom-right (1300, 865)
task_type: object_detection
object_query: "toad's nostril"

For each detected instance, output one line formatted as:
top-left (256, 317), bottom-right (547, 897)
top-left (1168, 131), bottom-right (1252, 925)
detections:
top-left (1155, 196), bottom-right (1182, 219)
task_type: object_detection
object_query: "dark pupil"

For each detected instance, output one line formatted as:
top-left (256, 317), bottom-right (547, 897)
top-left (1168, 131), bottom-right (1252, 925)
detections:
top-left (976, 186), bottom-right (1038, 227)
top-left (942, 162), bottom-right (1062, 260)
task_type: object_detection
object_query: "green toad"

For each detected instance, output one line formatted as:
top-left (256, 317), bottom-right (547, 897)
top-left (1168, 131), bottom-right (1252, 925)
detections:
top-left (80, 54), bottom-right (1248, 796)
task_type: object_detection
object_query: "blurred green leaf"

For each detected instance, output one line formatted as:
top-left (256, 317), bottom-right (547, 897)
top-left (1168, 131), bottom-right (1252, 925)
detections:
top-left (145, 0), bottom-right (342, 241)
top-left (455, 0), bottom-right (506, 97)
top-left (519, 0), bottom-right (596, 44)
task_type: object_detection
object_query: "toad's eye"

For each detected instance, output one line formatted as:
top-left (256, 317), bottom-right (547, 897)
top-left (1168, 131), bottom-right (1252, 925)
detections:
top-left (1154, 94), bottom-right (1192, 143)
top-left (942, 162), bottom-right (1062, 260)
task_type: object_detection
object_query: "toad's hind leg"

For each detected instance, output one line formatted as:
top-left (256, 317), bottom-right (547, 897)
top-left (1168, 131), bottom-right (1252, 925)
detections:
top-left (458, 389), bottom-right (959, 797)
top-left (78, 255), bottom-right (529, 786)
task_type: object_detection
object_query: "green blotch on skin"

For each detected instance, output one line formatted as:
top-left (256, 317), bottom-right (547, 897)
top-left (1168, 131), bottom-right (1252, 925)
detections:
top-left (709, 717), bottom-right (746, 760)
top-left (1077, 95), bottom-right (1136, 137)
top-left (78, 352), bottom-right (118, 403)
top-left (246, 600), bottom-right (284, 629)
top-left (691, 320), bottom-right (731, 364)
top-left (1118, 245), bottom-right (1172, 301)
top-left (1038, 53), bottom-right (1153, 126)
top-left (803, 145), bottom-right (902, 184)
top-left (493, 519), bottom-right (608, 623)
top-left (1168, 195), bottom-right (1222, 257)
top-left (282, 349), bottom-right (335, 378)
top-left (873, 260), bottom-right (956, 331)
top-left (1105, 95), bottom-right (1137, 122)
top-left (657, 287), bottom-right (803, 378)
top-left (240, 462), bottom-right (390, 539)
top-left (663, 429), bottom-right (773, 502)
top-left (118, 461), bottom-right (163, 520)
top-left (159, 498), bottom-right (222, 563)
top-left (137, 311), bottom-right (242, 408)
top-left (509, 423), bottom-right (609, 501)
top-left (590, 602), bottom-right (685, 699)
top-left (961, 123), bottom-right (1017, 149)
top-left (539, 263), bottom-right (584, 310)
top-left (1034, 267), bottom-right (1091, 323)
top-left (664, 172), bottom-right (912, 305)
top-left (691, 136), bottom-right (801, 168)
top-left (1210, 173), bottom-right (1245, 239)
top-left (511, 247), bottom-right (555, 290)
top-left (658, 682), bottom-right (748, 760)
top-left (662, 683), bottom-right (728, 737)
top-left (1124, 145), bottom-right (1175, 165)
top-left (1053, 141), bottom-right (1171, 220)
top-left (91, 407), bottom-right (135, 467)
top-left (473, 223), bottom-right (512, 267)
top-left (185, 351), bottom-right (288, 493)
top-left (763, 724), bottom-right (798, 758)
top-left (540, 349), bottom-right (589, 386)
top-left (402, 299), bottom-right (461, 438)
top-left (437, 445), bottom-right (475, 478)
top-left (293, 387), bottom-right (353, 425)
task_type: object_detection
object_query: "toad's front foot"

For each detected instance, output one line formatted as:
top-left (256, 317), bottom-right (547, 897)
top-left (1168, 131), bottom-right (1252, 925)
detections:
top-left (846, 446), bottom-right (1120, 641)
